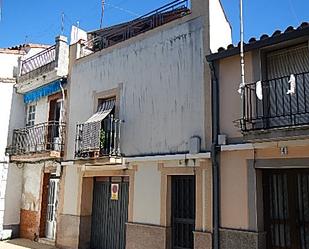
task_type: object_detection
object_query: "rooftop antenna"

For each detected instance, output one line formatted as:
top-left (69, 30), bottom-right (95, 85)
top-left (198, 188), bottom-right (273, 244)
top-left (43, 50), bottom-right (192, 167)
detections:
top-left (238, 0), bottom-right (246, 118)
top-left (100, 0), bottom-right (105, 29)
top-left (61, 12), bottom-right (65, 35)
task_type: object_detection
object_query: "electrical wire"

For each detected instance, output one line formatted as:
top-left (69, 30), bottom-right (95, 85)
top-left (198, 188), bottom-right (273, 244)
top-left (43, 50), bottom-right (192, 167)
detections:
top-left (104, 2), bottom-right (140, 18)
top-left (287, 0), bottom-right (300, 23)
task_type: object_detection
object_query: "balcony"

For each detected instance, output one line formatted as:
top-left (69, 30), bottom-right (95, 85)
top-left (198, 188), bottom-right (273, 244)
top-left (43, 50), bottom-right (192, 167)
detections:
top-left (75, 117), bottom-right (121, 159)
top-left (6, 121), bottom-right (66, 161)
top-left (20, 45), bottom-right (56, 76)
top-left (82, 0), bottom-right (190, 55)
top-left (239, 71), bottom-right (309, 133)
top-left (16, 36), bottom-right (69, 94)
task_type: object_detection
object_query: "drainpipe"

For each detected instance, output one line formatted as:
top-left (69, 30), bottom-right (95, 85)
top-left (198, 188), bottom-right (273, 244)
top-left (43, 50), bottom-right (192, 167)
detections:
top-left (210, 61), bottom-right (220, 249)
top-left (58, 80), bottom-right (66, 150)
top-left (59, 80), bottom-right (66, 123)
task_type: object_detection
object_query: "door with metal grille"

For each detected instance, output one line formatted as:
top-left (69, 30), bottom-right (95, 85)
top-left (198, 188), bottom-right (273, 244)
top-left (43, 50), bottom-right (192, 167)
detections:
top-left (263, 170), bottom-right (309, 249)
top-left (171, 175), bottom-right (195, 249)
top-left (90, 177), bottom-right (129, 249)
top-left (45, 178), bottom-right (59, 240)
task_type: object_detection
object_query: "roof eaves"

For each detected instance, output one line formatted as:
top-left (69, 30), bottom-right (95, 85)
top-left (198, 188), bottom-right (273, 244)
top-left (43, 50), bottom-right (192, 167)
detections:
top-left (206, 22), bottom-right (309, 62)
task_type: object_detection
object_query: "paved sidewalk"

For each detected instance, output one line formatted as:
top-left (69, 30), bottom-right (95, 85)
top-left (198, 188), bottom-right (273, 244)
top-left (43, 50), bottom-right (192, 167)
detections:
top-left (0, 239), bottom-right (57, 249)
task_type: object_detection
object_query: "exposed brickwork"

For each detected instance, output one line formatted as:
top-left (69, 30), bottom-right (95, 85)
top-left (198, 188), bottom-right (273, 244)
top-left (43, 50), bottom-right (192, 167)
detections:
top-left (20, 209), bottom-right (40, 240)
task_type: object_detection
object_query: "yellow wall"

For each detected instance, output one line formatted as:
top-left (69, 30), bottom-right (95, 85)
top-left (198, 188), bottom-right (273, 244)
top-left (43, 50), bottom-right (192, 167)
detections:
top-left (220, 150), bottom-right (253, 230)
top-left (218, 52), bottom-right (255, 139)
top-left (220, 142), bottom-right (309, 231)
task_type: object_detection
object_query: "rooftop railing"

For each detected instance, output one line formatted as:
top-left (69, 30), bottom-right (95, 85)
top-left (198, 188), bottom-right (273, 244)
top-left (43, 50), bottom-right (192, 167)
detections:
top-left (238, 71), bottom-right (309, 132)
top-left (6, 121), bottom-right (66, 156)
top-left (20, 45), bottom-right (56, 75)
top-left (85, 0), bottom-right (190, 53)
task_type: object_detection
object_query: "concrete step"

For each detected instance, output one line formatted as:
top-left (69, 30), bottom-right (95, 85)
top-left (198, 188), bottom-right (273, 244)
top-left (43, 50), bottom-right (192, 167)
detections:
top-left (38, 238), bottom-right (55, 246)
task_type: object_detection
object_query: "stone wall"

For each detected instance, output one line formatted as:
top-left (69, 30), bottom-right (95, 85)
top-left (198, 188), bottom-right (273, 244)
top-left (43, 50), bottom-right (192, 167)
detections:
top-left (126, 223), bottom-right (171, 249)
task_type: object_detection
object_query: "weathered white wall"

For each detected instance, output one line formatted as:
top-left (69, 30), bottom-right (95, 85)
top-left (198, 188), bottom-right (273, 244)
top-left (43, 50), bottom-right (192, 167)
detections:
top-left (0, 53), bottom-right (19, 79)
top-left (209, 0), bottom-right (232, 52)
top-left (6, 91), bottom-right (26, 148)
top-left (3, 163), bottom-right (22, 226)
top-left (0, 83), bottom-right (14, 235)
top-left (2, 45), bottom-right (61, 237)
top-left (67, 17), bottom-right (205, 159)
top-left (62, 166), bottom-right (80, 215)
top-left (0, 51), bottom-right (23, 235)
top-left (133, 163), bottom-right (161, 225)
top-left (0, 83), bottom-right (14, 159)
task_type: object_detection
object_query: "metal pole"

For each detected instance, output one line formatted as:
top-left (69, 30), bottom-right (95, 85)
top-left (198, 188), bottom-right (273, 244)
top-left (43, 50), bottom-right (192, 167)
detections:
top-left (100, 0), bottom-right (105, 29)
top-left (61, 12), bottom-right (65, 35)
top-left (240, 0), bottom-right (245, 87)
top-left (117, 120), bottom-right (121, 156)
top-left (109, 115), bottom-right (113, 156)
top-left (113, 120), bottom-right (117, 155)
top-left (239, 0), bottom-right (246, 119)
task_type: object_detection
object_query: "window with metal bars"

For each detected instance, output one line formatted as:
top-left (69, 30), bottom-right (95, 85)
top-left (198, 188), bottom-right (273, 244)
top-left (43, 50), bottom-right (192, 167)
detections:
top-left (263, 170), bottom-right (309, 249)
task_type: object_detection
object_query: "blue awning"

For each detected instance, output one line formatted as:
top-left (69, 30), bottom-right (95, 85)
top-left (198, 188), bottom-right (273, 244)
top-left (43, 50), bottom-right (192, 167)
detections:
top-left (24, 79), bottom-right (66, 104)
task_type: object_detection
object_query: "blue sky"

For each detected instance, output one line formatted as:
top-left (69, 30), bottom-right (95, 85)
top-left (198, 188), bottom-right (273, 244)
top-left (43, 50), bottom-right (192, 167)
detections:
top-left (0, 0), bottom-right (308, 48)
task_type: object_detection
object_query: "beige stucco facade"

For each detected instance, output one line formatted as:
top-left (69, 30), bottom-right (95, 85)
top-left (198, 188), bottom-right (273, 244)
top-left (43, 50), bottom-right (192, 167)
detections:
top-left (57, 157), bottom-right (213, 249)
top-left (213, 31), bottom-right (309, 249)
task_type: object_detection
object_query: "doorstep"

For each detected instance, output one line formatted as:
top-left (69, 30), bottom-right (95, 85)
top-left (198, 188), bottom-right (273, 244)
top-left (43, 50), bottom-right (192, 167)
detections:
top-left (38, 238), bottom-right (55, 246)
top-left (0, 238), bottom-right (57, 249)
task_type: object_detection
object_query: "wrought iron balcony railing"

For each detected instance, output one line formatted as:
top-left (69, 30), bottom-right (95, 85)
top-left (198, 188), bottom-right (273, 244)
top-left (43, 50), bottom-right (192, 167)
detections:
top-left (75, 117), bottom-right (121, 159)
top-left (6, 121), bottom-right (66, 156)
top-left (21, 45), bottom-right (56, 75)
top-left (238, 71), bottom-right (309, 132)
top-left (85, 0), bottom-right (190, 53)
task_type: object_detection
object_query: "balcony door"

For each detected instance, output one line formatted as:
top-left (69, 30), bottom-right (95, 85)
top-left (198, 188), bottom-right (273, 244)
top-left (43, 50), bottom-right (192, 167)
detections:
top-left (48, 97), bottom-right (63, 150)
top-left (263, 44), bottom-right (309, 128)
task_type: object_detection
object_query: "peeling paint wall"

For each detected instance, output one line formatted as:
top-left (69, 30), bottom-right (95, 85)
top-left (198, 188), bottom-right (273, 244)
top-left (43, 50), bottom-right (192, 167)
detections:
top-left (21, 164), bottom-right (43, 212)
top-left (67, 17), bottom-right (206, 159)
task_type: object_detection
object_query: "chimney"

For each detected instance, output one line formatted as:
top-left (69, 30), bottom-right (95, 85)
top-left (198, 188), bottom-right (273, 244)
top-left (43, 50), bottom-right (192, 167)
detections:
top-left (55, 35), bottom-right (69, 76)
